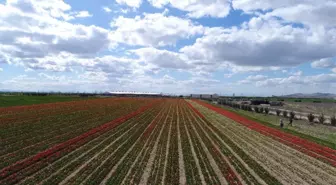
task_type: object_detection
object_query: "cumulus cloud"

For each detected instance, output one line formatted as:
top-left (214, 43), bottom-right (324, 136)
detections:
top-left (0, 74), bottom-right (112, 92)
top-left (148, 0), bottom-right (231, 18)
top-left (74, 11), bottom-right (92, 18)
top-left (311, 58), bottom-right (335, 68)
top-left (131, 47), bottom-right (191, 70)
top-left (180, 17), bottom-right (336, 69)
top-left (116, 0), bottom-right (142, 8)
top-left (233, 0), bottom-right (336, 28)
top-left (102, 6), bottom-right (112, 13)
top-left (110, 13), bottom-right (204, 47)
top-left (292, 70), bottom-right (303, 76)
top-left (0, 0), bottom-right (112, 72)
top-left (254, 73), bottom-right (336, 87)
top-left (238, 75), bottom-right (267, 84)
top-left (116, 74), bottom-right (220, 93)
top-left (0, 68), bottom-right (3, 72)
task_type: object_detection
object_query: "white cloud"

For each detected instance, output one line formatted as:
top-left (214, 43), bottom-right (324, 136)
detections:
top-left (255, 73), bottom-right (336, 87)
top-left (247, 75), bottom-right (268, 81)
top-left (0, 0), bottom-right (112, 72)
top-left (0, 73), bottom-right (112, 92)
top-left (116, 74), bottom-right (220, 94)
top-left (292, 70), bottom-right (303, 76)
top-left (74, 11), bottom-right (92, 18)
top-left (110, 13), bottom-right (204, 47)
top-left (0, 68), bottom-right (3, 72)
top-left (6, 0), bottom-right (73, 20)
top-left (233, 0), bottom-right (336, 28)
top-left (131, 47), bottom-right (191, 69)
top-left (102, 6), bottom-right (112, 13)
top-left (116, 0), bottom-right (142, 8)
top-left (148, 0), bottom-right (231, 18)
top-left (238, 75), bottom-right (267, 84)
top-left (311, 58), bottom-right (335, 68)
top-left (180, 17), bottom-right (336, 68)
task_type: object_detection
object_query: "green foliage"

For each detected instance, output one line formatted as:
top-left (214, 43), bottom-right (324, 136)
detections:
top-left (276, 110), bottom-right (281, 116)
top-left (290, 111), bottom-right (295, 119)
top-left (282, 110), bottom-right (288, 118)
top-left (307, 113), bottom-right (315, 123)
top-left (331, 115), bottom-right (336, 126)
top-left (259, 107), bottom-right (264, 114)
top-left (318, 114), bottom-right (325, 124)
top-left (264, 107), bottom-right (269, 114)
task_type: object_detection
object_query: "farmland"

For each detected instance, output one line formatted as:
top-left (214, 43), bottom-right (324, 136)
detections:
top-left (0, 95), bottom-right (96, 108)
top-left (1, 98), bottom-right (336, 185)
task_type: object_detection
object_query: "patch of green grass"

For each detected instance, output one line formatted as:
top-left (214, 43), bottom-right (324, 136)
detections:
top-left (209, 102), bottom-right (336, 150)
top-left (0, 95), bottom-right (96, 107)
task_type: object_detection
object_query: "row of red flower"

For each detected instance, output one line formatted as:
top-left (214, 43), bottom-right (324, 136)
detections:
top-left (0, 99), bottom-right (161, 180)
top-left (186, 101), bottom-right (242, 185)
top-left (193, 100), bottom-right (336, 167)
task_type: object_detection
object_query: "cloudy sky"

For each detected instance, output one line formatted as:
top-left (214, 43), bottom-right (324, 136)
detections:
top-left (0, 0), bottom-right (336, 96)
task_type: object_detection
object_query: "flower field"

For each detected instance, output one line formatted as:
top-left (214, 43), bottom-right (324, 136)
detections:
top-left (0, 98), bottom-right (335, 184)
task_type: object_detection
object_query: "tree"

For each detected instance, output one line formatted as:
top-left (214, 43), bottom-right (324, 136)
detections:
top-left (307, 113), bottom-right (315, 123)
top-left (283, 110), bottom-right (288, 118)
top-left (331, 115), bottom-right (336, 126)
top-left (259, 107), bottom-right (264, 114)
top-left (276, 110), bottom-right (281, 116)
top-left (318, 114), bottom-right (325, 124)
top-left (290, 111), bottom-right (295, 120)
top-left (264, 107), bottom-right (269, 114)
top-left (289, 111), bottom-right (295, 126)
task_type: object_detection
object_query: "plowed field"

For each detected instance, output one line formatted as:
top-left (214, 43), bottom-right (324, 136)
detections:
top-left (1, 98), bottom-right (335, 185)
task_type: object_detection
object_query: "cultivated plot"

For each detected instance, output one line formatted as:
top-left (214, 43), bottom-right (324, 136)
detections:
top-left (0, 98), bottom-right (335, 185)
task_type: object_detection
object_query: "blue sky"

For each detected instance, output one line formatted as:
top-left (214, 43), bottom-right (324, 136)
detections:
top-left (1, 0), bottom-right (336, 96)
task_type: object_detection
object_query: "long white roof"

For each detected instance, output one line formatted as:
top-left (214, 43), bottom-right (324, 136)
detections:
top-left (108, 91), bottom-right (161, 95)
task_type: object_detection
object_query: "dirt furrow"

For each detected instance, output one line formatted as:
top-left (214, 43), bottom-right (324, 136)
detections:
top-left (206, 108), bottom-right (336, 184)
top-left (194, 114), bottom-right (267, 185)
top-left (182, 112), bottom-right (207, 185)
top-left (161, 106), bottom-right (173, 185)
top-left (139, 104), bottom-right (173, 185)
top-left (187, 107), bottom-right (247, 185)
top-left (120, 105), bottom-right (167, 185)
top-left (18, 110), bottom-right (148, 185)
top-left (100, 105), bottom-right (164, 185)
top-left (177, 103), bottom-right (187, 185)
top-left (206, 110), bottom-right (315, 184)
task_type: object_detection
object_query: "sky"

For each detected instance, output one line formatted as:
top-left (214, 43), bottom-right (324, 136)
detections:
top-left (0, 0), bottom-right (336, 96)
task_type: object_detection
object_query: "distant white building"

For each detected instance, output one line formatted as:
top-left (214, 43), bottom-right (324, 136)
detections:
top-left (106, 91), bottom-right (162, 97)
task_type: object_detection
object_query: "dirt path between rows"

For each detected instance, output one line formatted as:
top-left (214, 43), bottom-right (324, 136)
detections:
top-left (161, 106), bottom-right (174, 185)
top-left (120, 106), bottom-right (167, 185)
top-left (185, 109), bottom-right (228, 185)
top-left (139, 104), bottom-right (172, 185)
top-left (181, 105), bottom-right (206, 185)
top-left (99, 108), bottom-right (164, 185)
top-left (23, 110), bottom-right (152, 185)
top-left (177, 104), bottom-right (187, 185)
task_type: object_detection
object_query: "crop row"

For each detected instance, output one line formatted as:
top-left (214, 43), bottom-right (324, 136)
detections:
top-left (193, 99), bottom-right (336, 167)
top-left (19, 104), bottom-right (159, 185)
top-left (0, 99), bottom-right (152, 169)
top-left (189, 100), bottom-right (336, 185)
top-left (0, 99), bottom-right (162, 184)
